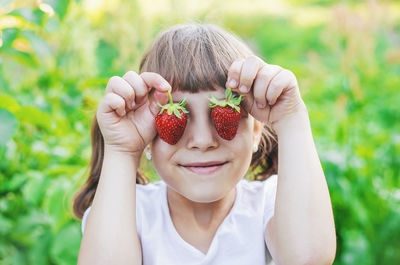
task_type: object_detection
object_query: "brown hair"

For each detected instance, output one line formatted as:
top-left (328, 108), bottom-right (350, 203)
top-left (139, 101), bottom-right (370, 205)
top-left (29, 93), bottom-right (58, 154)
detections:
top-left (72, 23), bottom-right (278, 219)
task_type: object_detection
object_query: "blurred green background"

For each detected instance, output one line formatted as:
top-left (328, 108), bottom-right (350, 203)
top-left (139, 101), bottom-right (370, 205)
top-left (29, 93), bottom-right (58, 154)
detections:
top-left (1, 0), bottom-right (399, 264)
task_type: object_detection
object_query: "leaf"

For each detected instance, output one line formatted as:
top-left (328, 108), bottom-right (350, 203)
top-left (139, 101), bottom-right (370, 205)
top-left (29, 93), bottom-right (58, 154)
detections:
top-left (0, 108), bottom-right (18, 146)
top-left (173, 109), bottom-right (181, 119)
top-left (11, 209), bottom-right (52, 245)
top-left (0, 215), bottom-right (13, 236)
top-left (0, 15), bottom-right (35, 30)
top-left (0, 93), bottom-right (21, 112)
top-left (22, 30), bottom-right (53, 57)
top-left (27, 232), bottom-right (52, 265)
top-left (0, 27), bottom-right (18, 48)
top-left (22, 171), bottom-right (50, 206)
top-left (1, 173), bottom-right (27, 192)
top-left (96, 39), bottom-right (120, 77)
top-left (8, 8), bottom-right (45, 26)
top-left (0, 47), bottom-right (39, 67)
top-left (15, 106), bottom-right (51, 129)
top-left (43, 0), bottom-right (71, 21)
top-left (43, 179), bottom-right (70, 229)
top-left (50, 223), bottom-right (81, 265)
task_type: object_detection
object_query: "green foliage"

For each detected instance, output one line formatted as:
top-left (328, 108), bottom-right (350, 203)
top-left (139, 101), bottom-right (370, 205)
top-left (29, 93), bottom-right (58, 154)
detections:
top-left (1, 0), bottom-right (399, 264)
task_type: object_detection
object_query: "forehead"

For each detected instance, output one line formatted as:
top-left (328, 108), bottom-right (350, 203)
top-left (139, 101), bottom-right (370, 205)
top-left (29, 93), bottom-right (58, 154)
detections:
top-left (171, 87), bottom-right (226, 102)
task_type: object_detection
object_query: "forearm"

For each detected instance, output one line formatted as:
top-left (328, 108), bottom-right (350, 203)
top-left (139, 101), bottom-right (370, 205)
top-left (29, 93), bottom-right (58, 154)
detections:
top-left (78, 147), bottom-right (141, 265)
top-left (272, 109), bottom-right (336, 264)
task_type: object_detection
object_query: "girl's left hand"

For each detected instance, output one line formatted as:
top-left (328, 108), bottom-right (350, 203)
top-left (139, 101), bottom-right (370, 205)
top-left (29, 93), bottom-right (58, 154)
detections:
top-left (226, 56), bottom-right (308, 131)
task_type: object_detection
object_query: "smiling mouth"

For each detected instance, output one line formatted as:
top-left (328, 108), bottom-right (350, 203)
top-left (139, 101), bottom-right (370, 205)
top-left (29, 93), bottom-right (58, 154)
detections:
top-left (180, 161), bottom-right (228, 175)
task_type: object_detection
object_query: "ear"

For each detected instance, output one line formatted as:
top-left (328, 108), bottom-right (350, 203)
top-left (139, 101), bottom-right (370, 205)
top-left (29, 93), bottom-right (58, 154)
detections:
top-left (252, 119), bottom-right (263, 147)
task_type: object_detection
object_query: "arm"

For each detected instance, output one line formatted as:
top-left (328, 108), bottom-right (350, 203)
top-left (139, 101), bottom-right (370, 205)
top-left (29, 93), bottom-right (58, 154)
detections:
top-left (76, 71), bottom-right (170, 264)
top-left (224, 56), bottom-right (336, 264)
top-left (265, 109), bottom-right (337, 265)
top-left (77, 147), bottom-right (142, 265)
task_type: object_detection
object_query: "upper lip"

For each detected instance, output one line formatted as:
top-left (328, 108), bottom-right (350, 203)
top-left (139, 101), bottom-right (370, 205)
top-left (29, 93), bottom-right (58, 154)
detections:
top-left (180, 161), bottom-right (227, 167)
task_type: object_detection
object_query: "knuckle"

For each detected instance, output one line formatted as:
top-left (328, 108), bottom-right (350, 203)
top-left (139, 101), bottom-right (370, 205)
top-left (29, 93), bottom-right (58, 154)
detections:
top-left (240, 77), bottom-right (253, 86)
top-left (247, 55), bottom-right (259, 63)
top-left (108, 75), bottom-right (121, 85)
top-left (150, 72), bottom-right (163, 81)
top-left (283, 69), bottom-right (294, 76)
top-left (124, 70), bottom-right (137, 77)
top-left (286, 70), bottom-right (297, 80)
top-left (256, 70), bottom-right (269, 81)
top-left (104, 92), bottom-right (118, 102)
top-left (104, 92), bottom-right (114, 100)
top-left (272, 64), bottom-right (284, 71)
top-left (139, 72), bottom-right (149, 80)
top-left (230, 68), bottom-right (240, 77)
top-left (229, 60), bottom-right (242, 73)
top-left (133, 83), bottom-right (145, 94)
top-left (232, 59), bottom-right (244, 66)
top-left (114, 92), bottom-right (125, 101)
top-left (254, 94), bottom-right (266, 105)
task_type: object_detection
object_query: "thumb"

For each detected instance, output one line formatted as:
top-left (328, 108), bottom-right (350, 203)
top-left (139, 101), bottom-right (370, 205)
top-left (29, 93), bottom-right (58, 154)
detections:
top-left (149, 89), bottom-right (169, 116)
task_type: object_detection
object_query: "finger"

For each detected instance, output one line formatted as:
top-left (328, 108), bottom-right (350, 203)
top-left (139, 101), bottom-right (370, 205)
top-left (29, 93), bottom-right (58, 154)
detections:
top-left (238, 56), bottom-right (264, 94)
top-left (252, 66), bottom-right (270, 109)
top-left (266, 69), bottom-right (297, 105)
top-left (140, 72), bottom-right (171, 117)
top-left (122, 71), bottom-right (148, 109)
top-left (105, 76), bottom-right (135, 111)
top-left (140, 72), bottom-right (171, 93)
top-left (226, 59), bottom-right (244, 91)
top-left (98, 92), bottom-right (126, 117)
top-left (148, 90), bottom-right (169, 117)
top-left (253, 65), bottom-right (282, 108)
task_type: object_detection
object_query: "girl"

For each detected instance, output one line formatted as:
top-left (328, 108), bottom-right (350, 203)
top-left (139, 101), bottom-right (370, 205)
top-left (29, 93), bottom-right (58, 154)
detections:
top-left (73, 23), bottom-right (336, 265)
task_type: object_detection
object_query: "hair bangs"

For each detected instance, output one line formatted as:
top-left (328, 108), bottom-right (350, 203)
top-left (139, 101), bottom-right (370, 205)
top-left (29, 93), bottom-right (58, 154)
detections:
top-left (139, 23), bottom-right (254, 93)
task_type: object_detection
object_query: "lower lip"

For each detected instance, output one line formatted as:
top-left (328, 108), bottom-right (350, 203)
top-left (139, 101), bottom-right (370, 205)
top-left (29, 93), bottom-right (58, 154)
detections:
top-left (183, 163), bottom-right (225, 175)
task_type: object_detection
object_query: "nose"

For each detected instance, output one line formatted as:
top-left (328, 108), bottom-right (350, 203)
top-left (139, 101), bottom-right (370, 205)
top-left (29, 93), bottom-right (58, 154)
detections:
top-left (185, 114), bottom-right (219, 151)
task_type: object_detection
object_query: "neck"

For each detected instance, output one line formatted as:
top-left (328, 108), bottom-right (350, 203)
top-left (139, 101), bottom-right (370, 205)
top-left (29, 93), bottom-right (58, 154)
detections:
top-left (167, 186), bottom-right (237, 229)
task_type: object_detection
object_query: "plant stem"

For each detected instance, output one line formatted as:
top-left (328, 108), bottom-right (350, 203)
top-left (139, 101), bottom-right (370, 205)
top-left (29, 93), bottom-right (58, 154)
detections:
top-left (226, 88), bottom-right (232, 100)
top-left (167, 89), bottom-right (173, 106)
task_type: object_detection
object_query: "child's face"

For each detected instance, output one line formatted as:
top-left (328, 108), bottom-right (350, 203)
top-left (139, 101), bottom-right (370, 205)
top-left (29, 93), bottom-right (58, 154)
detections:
top-left (151, 87), bottom-right (260, 203)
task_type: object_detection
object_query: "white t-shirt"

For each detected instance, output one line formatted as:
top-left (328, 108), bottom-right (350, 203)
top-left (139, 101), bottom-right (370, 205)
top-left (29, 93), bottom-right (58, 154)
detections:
top-left (82, 174), bottom-right (278, 265)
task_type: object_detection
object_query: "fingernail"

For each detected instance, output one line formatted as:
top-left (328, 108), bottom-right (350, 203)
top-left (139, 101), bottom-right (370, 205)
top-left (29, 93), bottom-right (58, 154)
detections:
top-left (161, 83), bottom-right (171, 91)
top-left (131, 101), bottom-right (136, 109)
top-left (229, 79), bottom-right (237, 88)
top-left (257, 102), bottom-right (265, 108)
top-left (239, 85), bottom-right (247, 93)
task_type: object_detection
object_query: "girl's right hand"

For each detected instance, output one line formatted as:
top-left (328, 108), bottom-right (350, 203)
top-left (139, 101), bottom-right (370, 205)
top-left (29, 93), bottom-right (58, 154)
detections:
top-left (96, 71), bottom-right (170, 156)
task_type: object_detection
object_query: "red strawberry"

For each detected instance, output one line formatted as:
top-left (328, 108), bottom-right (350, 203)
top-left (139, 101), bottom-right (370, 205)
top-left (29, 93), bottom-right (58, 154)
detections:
top-left (209, 88), bottom-right (243, 140)
top-left (155, 90), bottom-right (188, 145)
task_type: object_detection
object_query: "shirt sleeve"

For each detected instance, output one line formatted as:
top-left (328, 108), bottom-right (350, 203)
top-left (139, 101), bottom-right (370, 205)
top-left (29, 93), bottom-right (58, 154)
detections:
top-left (263, 174), bottom-right (278, 229)
top-left (81, 206), bottom-right (92, 235)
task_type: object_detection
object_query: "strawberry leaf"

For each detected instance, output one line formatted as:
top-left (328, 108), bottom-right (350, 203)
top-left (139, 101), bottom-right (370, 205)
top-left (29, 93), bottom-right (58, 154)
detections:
top-left (174, 109), bottom-right (182, 119)
top-left (208, 88), bottom-right (243, 113)
top-left (156, 90), bottom-right (188, 119)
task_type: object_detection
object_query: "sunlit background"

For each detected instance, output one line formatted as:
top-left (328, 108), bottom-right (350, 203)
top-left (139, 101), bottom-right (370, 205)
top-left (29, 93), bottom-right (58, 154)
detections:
top-left (1, 0), bottom-right (399, 264)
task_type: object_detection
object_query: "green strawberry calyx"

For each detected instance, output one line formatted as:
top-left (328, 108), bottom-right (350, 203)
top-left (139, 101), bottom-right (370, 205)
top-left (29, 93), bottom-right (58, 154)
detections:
top-left (157, 89), bottom-right (188, 119)
top-left (208, 88), bottom-right (243, 112)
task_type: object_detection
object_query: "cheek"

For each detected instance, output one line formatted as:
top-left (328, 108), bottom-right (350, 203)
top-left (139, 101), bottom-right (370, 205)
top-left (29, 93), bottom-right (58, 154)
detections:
top-left (232, 118), bottom-right (254, 157)
top-left (237, 116), bottom-right (255, 140)
top-left (151, 140), bottom-right (173, 171)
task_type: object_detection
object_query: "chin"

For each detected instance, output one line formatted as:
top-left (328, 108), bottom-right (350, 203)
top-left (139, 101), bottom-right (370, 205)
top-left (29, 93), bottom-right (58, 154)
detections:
top-left (180, 182), bottom-right (234, 203)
